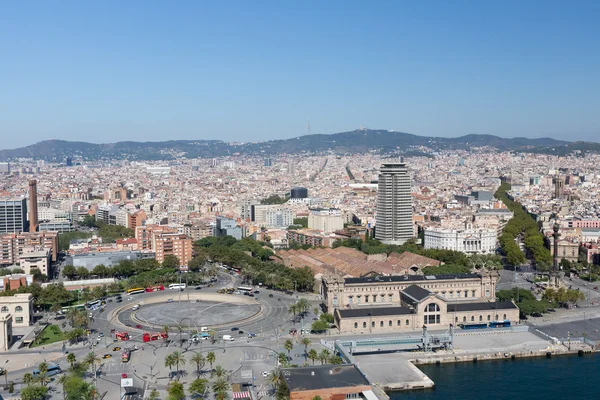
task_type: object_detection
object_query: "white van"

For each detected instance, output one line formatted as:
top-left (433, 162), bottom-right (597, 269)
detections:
top-left (222, 335), bottom-right (234, 341)
top-left (200, 327), bottom-right (209, 332)
top-left (132, 305), bottom-right (140, 311)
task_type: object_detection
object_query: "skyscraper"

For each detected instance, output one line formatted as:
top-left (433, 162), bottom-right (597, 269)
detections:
top-left (375, 162), bottom-right (414, 245)
top-left (263, 158), bottom-right (272, 167)
top-left (0, 198), bottom-right (27, 234)
top-left (28, 180), bottom-right (39, 232)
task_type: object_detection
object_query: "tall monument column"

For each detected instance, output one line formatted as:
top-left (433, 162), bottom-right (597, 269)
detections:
top-left (28, 179), bottom-right (39, 232)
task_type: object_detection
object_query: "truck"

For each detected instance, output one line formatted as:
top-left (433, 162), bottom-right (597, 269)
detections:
top-left (222, 335), bottom-right (234, 341)
top-left (114, 331), bottom-right (130, 341)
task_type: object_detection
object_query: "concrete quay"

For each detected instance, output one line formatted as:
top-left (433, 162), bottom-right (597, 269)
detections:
top-left (353, 329), bottom-right (595, 392)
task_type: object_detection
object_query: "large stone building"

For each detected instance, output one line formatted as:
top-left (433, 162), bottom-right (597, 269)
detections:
top-left (0, 293), bottom-right (34, 327)
top-left (322, 272), bottom-right (518, 334)
top-left (423, 227), bottom-right (497, 254)
top-left (0, 312), bottom-right (13, 351)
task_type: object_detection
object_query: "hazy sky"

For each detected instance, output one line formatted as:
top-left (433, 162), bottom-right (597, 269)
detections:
top-left (1, 1), bottom-right (599, 148)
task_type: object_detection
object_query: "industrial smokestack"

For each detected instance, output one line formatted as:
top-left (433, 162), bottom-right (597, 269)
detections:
top-left (28, 179), bottom-right (38, 232)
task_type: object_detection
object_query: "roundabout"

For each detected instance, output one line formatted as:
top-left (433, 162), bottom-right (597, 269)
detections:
top-left (133, 300), bottom-right (261, 328)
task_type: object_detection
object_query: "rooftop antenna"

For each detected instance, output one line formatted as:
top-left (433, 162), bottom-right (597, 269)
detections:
top-left (308, 120), bottom-right (311, 133)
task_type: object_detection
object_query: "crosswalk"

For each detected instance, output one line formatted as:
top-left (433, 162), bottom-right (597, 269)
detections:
top-left (99, 360), bottom-right (134, 376)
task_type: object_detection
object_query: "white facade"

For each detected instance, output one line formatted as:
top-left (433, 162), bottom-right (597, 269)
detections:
top-left (308, 214), bottom-right (344, 233)
top-left (424, 228), bottom-right (497, 254)
top-left (265, 209), bottom-right (293, 228)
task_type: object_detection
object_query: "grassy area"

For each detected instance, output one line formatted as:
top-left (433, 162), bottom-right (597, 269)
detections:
top-left (31, 324), bottom-right (67, 347)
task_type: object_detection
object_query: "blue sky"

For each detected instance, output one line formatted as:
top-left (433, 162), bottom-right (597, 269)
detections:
top-left (1, 0), bottom-right (599, 148)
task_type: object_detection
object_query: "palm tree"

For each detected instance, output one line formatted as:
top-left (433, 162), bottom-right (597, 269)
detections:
top-left (165, 354), bottom-right (175, 377)
top-left (206, 351), bottom-right (216, 372)
top-left (212, 377), bottom-right (229, 396)
top-left (171, 351), bottom-right (186, 380)
top-left (67, 352), bottom-right (76, 367)
top-left (288, 303), bottom-right (299, 323)
top-left (269, 368), bottom-right (282, 387)
top-left (23, 372), bottom-right (34, 386)
top-left (297, 298), bottom-right (310, 314)
top-left (189, 352), bottom-right (205, 376)
top-left (37, 362), bottom-right (49, 387)
top-left (318, 349), bottom-right (330, 365)
top-left (307, 349), bottom-right (318, 365)
top-left (213, 365), bottom-right (228, 379)
top-left (189, 378), bottom-right (209, 398)
top-left (313, 307), bottom-right (320, 316)
top-left (83, 352), bottom-right (100, 377)
top-left (301, 337), bottom-right (311, 355)
top-left (284, 339), bottom-right (294, 359)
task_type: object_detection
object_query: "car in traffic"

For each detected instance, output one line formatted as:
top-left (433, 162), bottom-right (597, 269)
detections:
top-left (269, 294), bottom-right (273, 298)
top-left (261, 371), bottom-right (271, 377)
top-left (122, 373), bottom-right (128, 379)
top-left (116, 299), bottom-right (123, 303)
top-left (231, 327), bottom-right (239, 331)
top-left (102, 354), bottom-right (111, 359)
top-left (136, 324), bottom-right (143, 329)
top-left (98, 332), bottom-right (104, 337)
top-left (195, 286), bottom-right (202, 290)
top-left (167, 298), bottom-right (174, 303)
top-left (238, 330), bottom-right (244, 334)
top-left (254, 290), bottom-right (260, 294)
top-left (112, 347), bottom-right (121, 351)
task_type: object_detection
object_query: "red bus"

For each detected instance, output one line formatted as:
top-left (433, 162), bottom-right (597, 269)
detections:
top-left (143, 332), bottom-right (169, 342)
top-left (145, 285), bottom-right (165, 292)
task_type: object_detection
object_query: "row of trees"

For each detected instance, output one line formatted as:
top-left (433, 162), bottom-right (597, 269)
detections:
top-left (194, 237), bottom-right (315, 292)
top-left (162, 350), bottom-right (229, 400)
top-left (21, 354), bottom-right (99, 400)
top-left (495, 182), bottom-right (552, 267)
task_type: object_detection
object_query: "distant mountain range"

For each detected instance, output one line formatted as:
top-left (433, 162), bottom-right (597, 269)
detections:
top-left (1, 129), bottom-right (598, 161)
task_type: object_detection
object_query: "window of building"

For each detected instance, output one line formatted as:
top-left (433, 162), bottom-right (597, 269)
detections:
top-left (465, 291), bottom-right (468, 298)
top-left (380, 321), bottom-right (384, 327)
top-left (495, 314), bottom-right (499, 321)
top-left (371, 321), bottom-right (375, 328)
top-left (455, 317), bottom-right (458, 323)
top-left (354, 322), bottom-right (358, 329)
top-left (397, 320), bottom-right (401, 326)
top-left (463, 316), bottom-right (467, 322)
top-left (363, 322), bottom-right (366, 328)
top-left (388, 294), bottom-right (393, 302)
top-left (373, 296), bottom-right (376, 303)
top-left (503, 314), bottom-right (507, 320)
top-left (348, 296), bottom-right (353, 304)
top-left (15, 306), bottom-right (23, 312)
top-left (0, 306), bottom-right (8, 313)
top-left (16, 317), bottom-right (23, 324)
top-left (471, 316), bottom-right (475, 322)
top-left (479, 315), bottom-right (483, 322)
top-left (472, 290), bottom-right (476, 297)
top-left (487, 315), bottom-right (491, 321)
top-left (333, 296), bottom-right (338, 307)
top-left (406, 319), bottom-right (410, 326)
top-left (365, 296), bottom-right (369, 303)
top-left (357, 296), bottom-right (361, 304)
top-left (389, 320), bottom-right (392, 327)
top-left (423, 303), bottom-right (441, 324)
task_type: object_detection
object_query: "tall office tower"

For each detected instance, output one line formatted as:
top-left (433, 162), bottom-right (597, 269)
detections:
top-left (0, 198), bottom-right (27, 234)
top-left (263, 158), bottom-right (272, 167)
top-left (28, 180), bottom-right (39, 232)
top-left (375, 162), bottom-right (414, 245)
top-left (287, 160), bottom-right (295, 175)
top-left (0, 162), bottom-right (9, 174)
top-left (66, 157), bottom-right (73, 167)
top-left (211, 158), bottom-right (217, 168)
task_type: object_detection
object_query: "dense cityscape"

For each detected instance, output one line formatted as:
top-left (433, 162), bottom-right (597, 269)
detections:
top-left (0, 146), bottom-right (599, 399)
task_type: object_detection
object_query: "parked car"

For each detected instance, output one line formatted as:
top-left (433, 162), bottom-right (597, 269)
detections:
top-left (167, 298), bottom-right (174, 303)
top-left (102, 354), bottom-right (111, 359)
top-left (231, 327), bottom-right (239, 331)
top-left (269, 294), bottom-right (274, 298)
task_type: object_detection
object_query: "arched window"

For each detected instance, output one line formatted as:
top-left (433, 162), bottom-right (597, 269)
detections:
top-left (348, 296), bottom-right (353, 304)
top-left (495, 314), bottom-right (499, 321)
top-left (397, 320), bottom-right (401, 326)
top-left (406, 319), bottom-right (410, 326)
top-left (455, 317), bottom-right (458, 323)
top-left (371, 321), bottom-right (375, 328)
top-left (424, 303), bottom-right (441, 324)
top-left (363, 322), bottom-right (366, 328)
top-left (333, 295), bottom-right (338, 307)
top-left (463, 316), bottom-right (467, 322)
top-left (471, 316), bottom-right (475, 322)
top-left (373, 295), bottom-right (377, 303)
top-left (354, 322), bottom-right (358, 329)
top-left (0, 306), bottom-right (8, 313)
top-left (479, 315), bottom-right (483, 322)
top-left (487, 315), bottom-right (491, 321)
top-left (15, 306), bottom-right (23, 312)
top-left (365, 295), bottom-right (369, 303)
top-left (380, 321), bottom-right (384, 327)
top-left (388, 320), bottom-right (392, 327)
top-left (503, 314), bottom-right (507, 320)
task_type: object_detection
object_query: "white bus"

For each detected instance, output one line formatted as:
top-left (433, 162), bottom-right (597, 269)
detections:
top-left (86, 300), bottom-right (101, 310)
top-left (168, 283), bottom-right (187, 290)
top-left (237, 286), bottom-right (253, 293)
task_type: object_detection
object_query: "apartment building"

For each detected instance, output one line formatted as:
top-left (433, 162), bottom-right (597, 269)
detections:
top-left (0, 231), bottom-right (59, 266)
top-left (136, 225), bottom-right (192, 265)
top-left (0, 198), bottom-right (28, 234)
top-left (308, 208), bottom-right (344, 233)
top-left (375, 162), bottom-right (414, 245)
